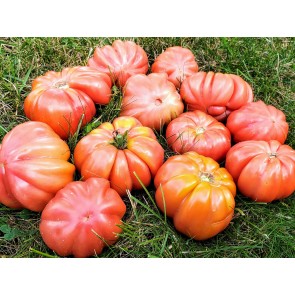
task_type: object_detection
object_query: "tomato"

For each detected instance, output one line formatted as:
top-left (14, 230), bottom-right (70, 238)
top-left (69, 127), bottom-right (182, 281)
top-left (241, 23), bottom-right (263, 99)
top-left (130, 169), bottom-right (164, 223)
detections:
top-left (226, 100), bottom-right (289, 144)
top-left (40, 177), bottom-right (126, 258)
top-left (151, 46), bottom-right (199, 88)
top-left (24, 66), bottom-right (112, 139)
top-left (119, 73), bottom-right (184, 130)
top-left (88, 40), bottom-right (149, 87)
top-left (0, 122), bottom-right (75, 211)
top-left (154, 152), bottom-right (236, 240)
top-left (166, 110), bottom-right (231, 162)
top-left (225, 140), bottom-right (295, 202)
top-left (74, 116), bottom-right (164, 196)
top-left (180, 71), bottom-right (253, 121)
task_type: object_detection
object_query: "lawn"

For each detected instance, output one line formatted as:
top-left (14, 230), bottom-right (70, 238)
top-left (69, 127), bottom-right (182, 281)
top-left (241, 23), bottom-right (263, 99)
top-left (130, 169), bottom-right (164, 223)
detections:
top-left (0, 37), bottom-right (294, 258)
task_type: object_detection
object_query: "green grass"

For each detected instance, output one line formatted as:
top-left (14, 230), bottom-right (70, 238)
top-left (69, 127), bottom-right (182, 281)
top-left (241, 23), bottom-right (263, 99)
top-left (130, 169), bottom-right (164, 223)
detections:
top-left (0, 37), bottom-right (294, 258)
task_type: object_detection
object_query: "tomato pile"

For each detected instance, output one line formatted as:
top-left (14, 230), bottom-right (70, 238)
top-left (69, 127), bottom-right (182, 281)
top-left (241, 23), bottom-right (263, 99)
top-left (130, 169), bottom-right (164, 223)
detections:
top-left (0, 40), bottom-right (294, 257)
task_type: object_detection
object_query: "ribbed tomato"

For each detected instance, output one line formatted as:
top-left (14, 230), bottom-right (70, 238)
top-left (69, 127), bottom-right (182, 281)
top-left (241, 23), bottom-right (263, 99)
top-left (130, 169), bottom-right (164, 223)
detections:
top-left (166, 110), bottom-right (231, 162)
top-left (226, 100), bottom-right (289, 144)
top-left (40, 178), bottom-right (126, 258)
top-left (88, 40), bottom-right (149, 87)
top-left (180, 71), bottom-right (253, 121)
top-left (151, 46), bottom-right (199, 88)
top-left (74, 116), bottom-right (164, 196)
top-left (120, 73), bottom-right (184, 130)
top-left (154, 152), bottom-right (236, 240)
top-left (0, 122), bottom-right (75, 211)
top-left (225, 140), bottom-right (295, 202)
top-left (24, 66), bottom-right (112, 139)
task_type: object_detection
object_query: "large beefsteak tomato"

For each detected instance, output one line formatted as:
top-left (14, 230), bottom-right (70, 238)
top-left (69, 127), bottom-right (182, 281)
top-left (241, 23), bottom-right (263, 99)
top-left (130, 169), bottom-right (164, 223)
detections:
top-left (88, 40), bottom-right (149, 87)
top-left (166, 110), bottom-right (231, 162)
top-left (24, 66), bottom-right (112, 139)
top-left (180, 71), bottom-right (253, 121)
top-left (226, 100), bottom-right (289, 144)
top-left (74, 116), bottom-right (164, 196)
top-left (119, 73), bottom-right (184, 130)
top-left (154, 152), bottom-right (236, 240)
top-left (225, 140), bottom-right (295, 202)
top-left (151, 46), bottom-right (199, 88)
top-left (40, 177), bottom-right (126, 258)
top-left (0, 122), bottom-right (75, 211)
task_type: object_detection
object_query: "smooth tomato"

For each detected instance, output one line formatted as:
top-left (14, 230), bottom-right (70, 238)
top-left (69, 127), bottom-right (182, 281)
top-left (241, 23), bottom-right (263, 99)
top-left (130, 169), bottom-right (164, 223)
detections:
top-left (74, 116), bottom-right (164, 196)
top-left (151, 46), bottom-right (198, 88)
top-left (180, 71), bottom-right (253, 121)
top-left (166, 110), bottom-right (231, 162)
top-left (24, 66), bottom-right (112, 139)
top-left (154, 152), bottom-right (236, 240)
top-left (225, 140), bottom-right (295, 202)
top-left (0, 122), bottom-right (75, 211)
top-left (120, 73), bottom-right (184, 130)
top-left (226, 100), bottom-right (289, 143)
top-left (40, 178), bottom-right (126, 258)
top-left (88, 40), bottom-right (149, 87)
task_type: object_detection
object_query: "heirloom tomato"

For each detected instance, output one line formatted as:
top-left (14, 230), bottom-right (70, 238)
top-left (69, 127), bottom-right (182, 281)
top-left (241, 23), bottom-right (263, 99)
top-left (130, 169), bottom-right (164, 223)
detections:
top-left (0, 122), bottom-right (75, 211)
top-left (24, 66), bottom-right (112, 139)
top-left (120, 73), bottom-right (184, 130)
top-left (88, 40), bottom-right (148, 87)
top-left (225, 140), bottom-right (295, 202)
top-left (154, 152), bottom-right (236, 240)
top-left (226, 100), bottom-right (289, 144)
top-left (151, 46), bottom-right (199, 88)
top-left (40, 178), bottom-right (126, 258)
top-left (166, 110), bottom-right (231, 162)
top-left (74, 116), bottom-right (164, 196)
top-left (180, 71), bottom-right (253, 121)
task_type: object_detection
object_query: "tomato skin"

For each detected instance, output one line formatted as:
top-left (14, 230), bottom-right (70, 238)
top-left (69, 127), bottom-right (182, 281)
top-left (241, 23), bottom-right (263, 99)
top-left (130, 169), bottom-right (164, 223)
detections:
top-left (120, 73), bottom-right (184, 130)
top-left (74, 116), bottom-right (164, 196)
top-left (40, 177), bottom-right (126, 258)
top-left (151, 46), bottom-right (198, 88)
top-left (225, 140), bottom-right (295, 202)
top-left (24, 66), bottom-right (112, 139)
top-left (154, 152), bottom-right (236, 240)
top-left (88, 40), bottom-right (149, 87)
top-left (166, 110), bottom-right (231, 162)
top-left (226, 100), bottom-right (289, 144)
top-left (180, 71), bottom-right (253, 121)
top-left (0, 122), bottom-right (75, 211)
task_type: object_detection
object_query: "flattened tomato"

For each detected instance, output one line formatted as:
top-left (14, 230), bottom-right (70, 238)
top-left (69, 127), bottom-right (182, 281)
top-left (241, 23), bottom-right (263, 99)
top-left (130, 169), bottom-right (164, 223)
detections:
top-left (0, 122), bottom-right (75, 211)
top-left (120, 73), bottom-right (184, 130)
top-left (226, 100), bottom-right (289, 144)
top-left (40, 178), bottom-right (126, 258)
top-left (88, 40), bottom-right (149, 87)
top-left (151, 46), bottom-right (199, 88)
top-left (74, 116), bottom-right (164, 196)
top-left (166, 110), bottom-right (231, 162)
top-left (24, 66), bottom-right (112, 139)
top-left (225, 140), bottom-right (295, 202)
top-left (180, 71), bottom-right (253, 121)
top-left (154, 152), bottom-right (236, 240)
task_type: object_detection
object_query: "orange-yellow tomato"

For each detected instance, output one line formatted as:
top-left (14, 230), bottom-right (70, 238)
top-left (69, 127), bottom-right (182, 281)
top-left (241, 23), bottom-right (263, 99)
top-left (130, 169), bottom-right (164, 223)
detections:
top-left (154, 152), bottom-right (236, 240)
top-left (0, 122), bottom-right (75, 211)
top-left (151, 46), bottom-right (199, 88)
top-left (88, 40), bottom-right (149, 87)
top-left (40, 178), bottom-right (126, 258)
top-left (120, 73), bottom-right (184, 130)
top-left (225, 140), bottom-right (295, 202)
top-left (74, 116), bottom-right (164, 196)
top-left (180, 71), bottom-right (253, 121)
top-left (24, 66), bottom-right (112, 139)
